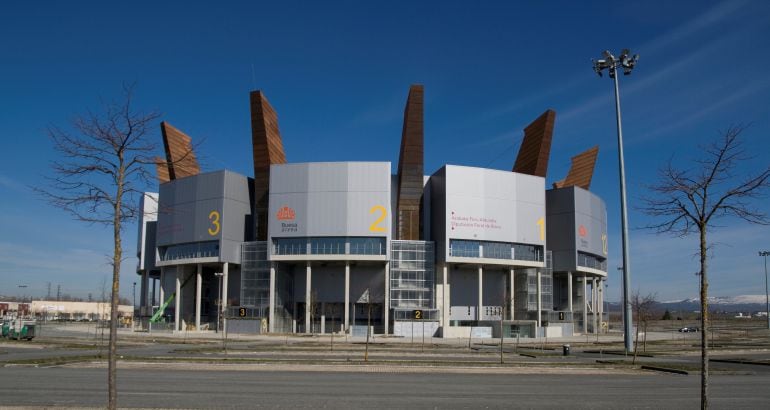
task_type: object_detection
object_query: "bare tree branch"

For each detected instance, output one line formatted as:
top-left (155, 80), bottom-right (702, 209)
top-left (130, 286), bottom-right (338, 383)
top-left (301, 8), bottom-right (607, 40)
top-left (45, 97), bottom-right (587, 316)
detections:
top-left (639, 124), bottom-right (769, 409)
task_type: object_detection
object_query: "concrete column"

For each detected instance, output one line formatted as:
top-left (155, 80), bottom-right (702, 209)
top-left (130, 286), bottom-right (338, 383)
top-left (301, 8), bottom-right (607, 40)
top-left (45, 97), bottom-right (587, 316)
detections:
top-left (159, 267), bottom-right (165, 308)
top-left (442, 264), bottom-right (449, 337)
top-left (384, 261), bottom-right (390, 335)
top-left (509, 268), bottom-right (515, 321)
top-left (269, 264), bottom-right (276, 333)
top-left (140, 270), bottom-right (149, 313)
top-left (344, 262), bottom-right (350, 331)
top-left (583, 274), bottom-right (588, 334)
top-left (536, 270), bottom-right (542, 328)
top-left (222, 263), bottom-right (229, 332)
top-left (477, 265), bottom-right (483, 321)
top-left (175, 269), bottom-right (181, 332)
top-left (567, 272), bottom-right (575, 312)
top-left (195, 264), bottom-right (202, 330)
top-left (305, 262), bottom-right (312, 334)
top-left (598, 279), bottom-right (604, 331)
top-left (592, 277), bottom-right (598, 334)
top-left (321, 302), bottom-right (326, 334)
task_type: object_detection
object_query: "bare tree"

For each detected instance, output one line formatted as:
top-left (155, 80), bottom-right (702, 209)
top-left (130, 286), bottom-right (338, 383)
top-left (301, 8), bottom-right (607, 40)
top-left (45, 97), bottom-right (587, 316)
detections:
top-left (631, 291), bottom-right (657, 364)
top-left (37, 85), bottom-right (159, 410)
top-left (642, 126), bottom-right (770, 409)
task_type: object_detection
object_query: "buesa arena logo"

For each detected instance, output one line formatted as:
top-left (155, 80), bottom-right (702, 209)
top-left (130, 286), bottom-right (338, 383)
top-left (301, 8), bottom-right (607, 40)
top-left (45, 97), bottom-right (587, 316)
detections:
top-left (277, 206), bottom-right (298, 232)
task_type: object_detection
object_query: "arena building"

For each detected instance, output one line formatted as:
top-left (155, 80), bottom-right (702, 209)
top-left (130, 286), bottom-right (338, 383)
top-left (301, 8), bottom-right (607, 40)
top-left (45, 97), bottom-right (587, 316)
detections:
top-left (136, 85), bottom-right (608, 338)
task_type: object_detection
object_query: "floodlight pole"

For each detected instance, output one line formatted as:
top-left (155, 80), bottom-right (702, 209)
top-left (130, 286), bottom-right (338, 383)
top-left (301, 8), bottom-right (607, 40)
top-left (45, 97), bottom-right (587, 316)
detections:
top-left (594, 49), bottom-right (637, 353)
top-left (760, 251), bottom-right (770, 330)
top-left (612, 72), bottom-right (634, 354)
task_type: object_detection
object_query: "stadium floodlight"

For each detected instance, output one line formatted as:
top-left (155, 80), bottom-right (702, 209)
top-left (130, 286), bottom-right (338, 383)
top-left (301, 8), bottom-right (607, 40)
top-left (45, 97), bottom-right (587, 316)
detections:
top-left (592, 49), bottom-right (639, 354)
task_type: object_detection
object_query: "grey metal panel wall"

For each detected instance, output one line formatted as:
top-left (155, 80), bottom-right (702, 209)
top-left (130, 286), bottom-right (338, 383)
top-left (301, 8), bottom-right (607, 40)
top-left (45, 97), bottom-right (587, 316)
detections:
top-left (268, 162), bottom-right (392, 240)
top-left (429, 167), bottom-right (447, 261)
top-left (574, 186), bottom-right (607, 259)
top-left (546, 188), bottom-right (576, 272)
top-left (156, 170), bottom-right (252, 264)
top-left (546, 186), bottom-right (607, 272)
top-left (435, 165), bottom-right (546, 260)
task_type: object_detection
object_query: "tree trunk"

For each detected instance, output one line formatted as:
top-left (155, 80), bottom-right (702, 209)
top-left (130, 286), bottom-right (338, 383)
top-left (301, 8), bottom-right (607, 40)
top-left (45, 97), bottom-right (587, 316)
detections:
top-left (108, 159), bottom-right (124, 410)
top-left (700, 227), bottom-right (709, 410)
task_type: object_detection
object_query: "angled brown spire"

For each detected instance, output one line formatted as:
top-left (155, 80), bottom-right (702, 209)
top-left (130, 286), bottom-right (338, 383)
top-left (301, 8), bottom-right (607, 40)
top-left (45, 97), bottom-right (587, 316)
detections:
top-left (396, 85), bottom-right (424, 240)
top-left (553, 146), bottom-right (599, 190)
top-left (154, 156), bottom-right (170, 184)
top-left (160, 121), bottom-right (200, 180)
top-left (512, 109), bottom-right (556, 178)
top-left (250, 90), bottom-right (287, 241)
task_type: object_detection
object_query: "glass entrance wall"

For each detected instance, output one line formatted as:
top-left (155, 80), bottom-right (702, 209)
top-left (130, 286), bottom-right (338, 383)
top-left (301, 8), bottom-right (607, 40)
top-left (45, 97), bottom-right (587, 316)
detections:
top-left (240, 242), bottom-right (270, 316)
top-left (390, 240), bottom-right (435, 309)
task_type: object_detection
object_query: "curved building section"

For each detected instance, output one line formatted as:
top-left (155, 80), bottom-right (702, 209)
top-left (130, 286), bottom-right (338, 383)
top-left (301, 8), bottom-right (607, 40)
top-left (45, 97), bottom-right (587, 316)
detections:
top-left (432, 165), bottom-right (549, 338)
top-left (136, 85), bottom-right (612, 340)
top-left (546, 185), bottom-right (608, 334)
top-left (261, 162), bottom-right (392, 333)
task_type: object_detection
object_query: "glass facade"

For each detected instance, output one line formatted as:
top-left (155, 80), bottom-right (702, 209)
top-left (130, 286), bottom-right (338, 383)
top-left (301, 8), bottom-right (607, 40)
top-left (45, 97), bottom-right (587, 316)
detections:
top-left (272, 237), bottom-right (387, 256)
top-left (240, 242), bottom-right (270, 313)
top-left (158, 241), bottom-right (219, 262)
top-left (449, 239), bottom-right (543, 262)
top-left (577, 251), bottom-right (607, 271)
top-left (390, 241), bottom-right (435, 309)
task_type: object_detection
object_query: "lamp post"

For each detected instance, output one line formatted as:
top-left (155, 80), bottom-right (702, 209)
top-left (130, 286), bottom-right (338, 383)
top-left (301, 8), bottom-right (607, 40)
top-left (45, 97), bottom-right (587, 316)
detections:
top-left (593, 49), bottom-right (639, 353)
top-left (760, 251), bottom-right (770, 329)
top-left (132, 282), bottom-right (136, 311)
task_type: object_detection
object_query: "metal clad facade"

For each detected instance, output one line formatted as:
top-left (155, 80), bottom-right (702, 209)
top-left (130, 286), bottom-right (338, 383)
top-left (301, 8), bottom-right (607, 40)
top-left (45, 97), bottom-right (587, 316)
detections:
top-left (546, 186), bottom-right (607, 272)
top-left (156, 170), bottom-right (252, 263)
top-left (268, 162), bottom-right (392, 239)
top-left (432, 165), bottom-right (546, 261)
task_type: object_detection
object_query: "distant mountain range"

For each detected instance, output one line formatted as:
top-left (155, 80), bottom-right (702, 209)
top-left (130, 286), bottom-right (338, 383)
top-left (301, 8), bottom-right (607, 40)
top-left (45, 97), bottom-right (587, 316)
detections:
top-left (606, 295), bottom-right (768, 313)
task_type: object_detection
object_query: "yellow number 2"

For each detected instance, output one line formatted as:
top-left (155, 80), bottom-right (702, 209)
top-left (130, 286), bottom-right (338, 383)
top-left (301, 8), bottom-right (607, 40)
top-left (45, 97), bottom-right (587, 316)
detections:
top-left (369, 205), bottom-right (387, 232)
top-left (536, 217), bottom-right (545, 241)
top-left (208, 210), bottom-right (221, 236)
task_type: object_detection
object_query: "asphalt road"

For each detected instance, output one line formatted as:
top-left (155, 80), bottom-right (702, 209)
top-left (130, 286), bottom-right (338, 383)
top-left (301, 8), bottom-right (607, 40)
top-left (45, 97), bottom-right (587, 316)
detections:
top-left (0, 366), bottom-right (768, 409)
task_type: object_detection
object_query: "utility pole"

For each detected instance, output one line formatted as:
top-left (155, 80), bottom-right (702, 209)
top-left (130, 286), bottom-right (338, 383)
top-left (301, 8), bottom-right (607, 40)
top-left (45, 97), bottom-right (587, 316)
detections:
top-left (57, 284), bottom-right (61, 301)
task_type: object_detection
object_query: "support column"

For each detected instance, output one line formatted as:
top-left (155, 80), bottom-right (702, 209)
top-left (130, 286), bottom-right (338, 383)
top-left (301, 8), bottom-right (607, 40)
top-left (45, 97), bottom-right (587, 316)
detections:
top-left (442, 264), bottom-right (449, 337)
top-left (269, 264), bottom-right (276, 333)
top-left (593, 278), bottom-right (599, 334)
top-left (567, 272), bottom-right (575, 312)
top-left (140, 270), bottom-right (149, 314)
top-left (305, 262), bottom-right (311, 334)
top-left (159, 268), bottom-right (165, 308)
top-left (344, 262), bottom-right (350, 331)
top-left (583, 274), bottom-right (588, 334)
top-left (174, 269), bottom-right (181, 332)
top-left (151, 276), bottom-right (156, 308)
top-left (222, 263), bottom-right (229, 332)
top-left (509, 268), bottom-right (515, 321)
top-left (384, 261), bottom-right (390, 335)
top-left (195, 264), bottom-right (202, 330)
top-left (536, 270), bottom-right (542, 328)
top-left (477, 265), bottom-right (483, 321)
top-left (598, 279), bottom-right (604, 332)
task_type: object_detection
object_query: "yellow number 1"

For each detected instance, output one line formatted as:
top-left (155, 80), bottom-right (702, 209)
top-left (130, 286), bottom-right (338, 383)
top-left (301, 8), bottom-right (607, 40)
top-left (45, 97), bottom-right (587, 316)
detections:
top-left (536, 217), bottom-right (545, 241)
top-left (601, 234), bottom-right (608, 255)
top-left (208, 210), bottom-right (221, 236)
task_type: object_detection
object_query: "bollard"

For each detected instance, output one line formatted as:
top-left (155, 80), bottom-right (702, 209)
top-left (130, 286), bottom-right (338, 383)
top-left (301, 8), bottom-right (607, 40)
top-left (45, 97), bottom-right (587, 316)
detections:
top-left (563, 344), bottom-right (570, 356)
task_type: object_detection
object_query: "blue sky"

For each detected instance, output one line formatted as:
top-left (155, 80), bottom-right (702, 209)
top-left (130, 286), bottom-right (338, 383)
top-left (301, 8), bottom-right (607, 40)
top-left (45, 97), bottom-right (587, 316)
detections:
top-left (1, 0), bottom-right (769, 302)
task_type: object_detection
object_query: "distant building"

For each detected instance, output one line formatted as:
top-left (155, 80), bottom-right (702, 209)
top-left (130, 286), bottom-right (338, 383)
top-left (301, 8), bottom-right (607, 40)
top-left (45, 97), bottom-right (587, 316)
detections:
top-left (30, 301), bottom-right (133, 321)
top-left (136, 86), bottom-right (609, 338)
